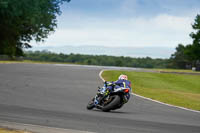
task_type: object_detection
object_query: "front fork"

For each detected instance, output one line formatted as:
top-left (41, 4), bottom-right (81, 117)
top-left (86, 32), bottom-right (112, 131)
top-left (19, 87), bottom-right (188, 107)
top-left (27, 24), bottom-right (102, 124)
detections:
top-left (94, 95), bottom-right (99, 105)
top-left (94, 93), bottom-right (110, 107)
top-left (123, 93), bottom-right (130, 103)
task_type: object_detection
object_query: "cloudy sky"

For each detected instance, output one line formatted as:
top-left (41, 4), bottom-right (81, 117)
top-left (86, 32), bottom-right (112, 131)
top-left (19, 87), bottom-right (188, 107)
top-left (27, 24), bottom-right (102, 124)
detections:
top-left (31, 0), bottom-right (200, 48)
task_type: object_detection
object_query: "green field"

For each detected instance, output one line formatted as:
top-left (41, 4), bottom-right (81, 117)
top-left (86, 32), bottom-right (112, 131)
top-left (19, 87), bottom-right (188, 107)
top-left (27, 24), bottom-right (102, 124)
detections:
top-left (149, 68), bottom-right (200, 73)
top-left (102, 70), bottom-right (200, 111)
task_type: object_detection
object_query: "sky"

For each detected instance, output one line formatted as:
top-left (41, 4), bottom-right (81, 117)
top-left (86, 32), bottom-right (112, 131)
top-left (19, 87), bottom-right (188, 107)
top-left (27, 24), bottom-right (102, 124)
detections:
top-left (31, 0), bottom-right (200, 50)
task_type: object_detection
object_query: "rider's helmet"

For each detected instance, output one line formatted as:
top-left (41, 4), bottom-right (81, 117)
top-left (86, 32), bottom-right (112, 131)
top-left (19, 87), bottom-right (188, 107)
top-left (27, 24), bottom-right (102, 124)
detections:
top-left (118, 74), bottom-right (128, 80)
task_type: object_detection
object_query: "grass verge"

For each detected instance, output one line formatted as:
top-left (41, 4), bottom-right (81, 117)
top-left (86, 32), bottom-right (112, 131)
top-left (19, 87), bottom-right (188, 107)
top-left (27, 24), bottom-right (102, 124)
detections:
top-left (102, 70), bottom-right (200, 111)
top-left (149, 68), bottom-right (200, 73)
top-left (0, 128), bottom-right (31, 133)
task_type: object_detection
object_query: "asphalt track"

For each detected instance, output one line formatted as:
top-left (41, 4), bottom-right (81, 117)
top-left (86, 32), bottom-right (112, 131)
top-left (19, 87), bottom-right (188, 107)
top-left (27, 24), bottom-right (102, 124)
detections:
top-left (0, 63), bottom-right (200, 133)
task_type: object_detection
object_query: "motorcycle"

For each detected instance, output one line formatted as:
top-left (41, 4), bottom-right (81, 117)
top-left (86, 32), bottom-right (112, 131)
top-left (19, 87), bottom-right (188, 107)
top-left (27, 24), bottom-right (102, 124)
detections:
top-left (86, 82), bottom-right (130, 112)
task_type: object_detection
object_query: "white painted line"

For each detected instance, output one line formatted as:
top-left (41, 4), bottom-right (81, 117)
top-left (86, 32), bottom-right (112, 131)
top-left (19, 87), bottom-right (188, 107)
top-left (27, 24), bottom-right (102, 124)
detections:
top-left (99, 69), bottom-right (200, 113)
top-left (99, 69), bottom-right (106, 82)
top-left (131, 93), bottom-right (200, 113)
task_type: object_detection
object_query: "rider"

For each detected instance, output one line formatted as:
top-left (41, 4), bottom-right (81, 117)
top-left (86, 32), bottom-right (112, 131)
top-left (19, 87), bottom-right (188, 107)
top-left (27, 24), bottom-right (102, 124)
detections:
top-left (103, 74), bottom-right (132, 102)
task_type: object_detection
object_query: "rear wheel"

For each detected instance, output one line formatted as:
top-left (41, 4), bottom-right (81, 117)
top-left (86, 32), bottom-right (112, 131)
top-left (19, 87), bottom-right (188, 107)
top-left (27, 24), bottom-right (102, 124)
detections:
top-left (87, 98), bottom-right (95, 110)
top-left (102, 95), bottom-right (120, 112)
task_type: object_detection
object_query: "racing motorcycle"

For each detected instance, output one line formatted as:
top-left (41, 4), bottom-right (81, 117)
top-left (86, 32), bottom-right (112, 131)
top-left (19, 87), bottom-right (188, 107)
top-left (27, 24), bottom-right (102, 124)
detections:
top-left (86, 82), bottom-right (130, 112)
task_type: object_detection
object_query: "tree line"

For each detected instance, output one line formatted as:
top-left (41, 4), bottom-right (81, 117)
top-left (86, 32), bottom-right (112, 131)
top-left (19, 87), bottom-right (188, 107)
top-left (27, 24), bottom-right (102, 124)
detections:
top-left (24, 51), bottom-right (170, 68)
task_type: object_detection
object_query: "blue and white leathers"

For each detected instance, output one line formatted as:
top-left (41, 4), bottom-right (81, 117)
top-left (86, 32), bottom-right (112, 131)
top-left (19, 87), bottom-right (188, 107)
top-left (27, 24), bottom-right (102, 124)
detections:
top-left (107, 79), bottom-right (132, 101)
top-left (107, 79), bottom-right (131, 91)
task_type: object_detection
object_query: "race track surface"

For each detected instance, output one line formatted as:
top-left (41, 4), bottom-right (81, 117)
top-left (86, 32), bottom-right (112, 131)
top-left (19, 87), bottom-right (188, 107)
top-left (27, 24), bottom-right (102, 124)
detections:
top-left (0, 63), bottom-right (200, 133)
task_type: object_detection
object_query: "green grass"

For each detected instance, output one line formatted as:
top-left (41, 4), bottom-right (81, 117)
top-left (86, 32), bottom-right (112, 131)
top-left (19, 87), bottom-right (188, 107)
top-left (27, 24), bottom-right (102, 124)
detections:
top-left (102, 70), bottom-right (200, 111)
top-left (148, 68), bottom-right (200, 73)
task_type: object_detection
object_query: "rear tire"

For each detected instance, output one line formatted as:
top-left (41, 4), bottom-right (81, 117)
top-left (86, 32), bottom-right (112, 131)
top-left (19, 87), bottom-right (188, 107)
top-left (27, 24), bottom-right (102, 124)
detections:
top-left (87, 98), bottom-right (95, 110)
top-left (102, 95), bottom-right (120, 112)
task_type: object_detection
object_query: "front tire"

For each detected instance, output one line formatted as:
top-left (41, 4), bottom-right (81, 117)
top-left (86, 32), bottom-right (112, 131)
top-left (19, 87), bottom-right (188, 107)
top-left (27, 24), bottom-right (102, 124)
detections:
top-left (87, 98), bottom-right (95, 110)
top-left (102, 95), bottom-right (120, 112)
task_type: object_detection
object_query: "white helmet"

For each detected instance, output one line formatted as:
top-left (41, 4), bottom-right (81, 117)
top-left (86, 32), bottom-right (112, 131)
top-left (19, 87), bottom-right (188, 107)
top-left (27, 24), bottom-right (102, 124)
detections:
top-left (118, 74), bottom-right (128, 80)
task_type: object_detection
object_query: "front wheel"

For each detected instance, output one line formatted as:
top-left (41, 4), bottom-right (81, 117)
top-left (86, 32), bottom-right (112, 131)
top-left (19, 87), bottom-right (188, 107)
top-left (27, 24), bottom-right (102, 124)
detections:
top-left (102, 95), bottom-right (120, 112)
top-left (87, 98), bottom-right (95, 110)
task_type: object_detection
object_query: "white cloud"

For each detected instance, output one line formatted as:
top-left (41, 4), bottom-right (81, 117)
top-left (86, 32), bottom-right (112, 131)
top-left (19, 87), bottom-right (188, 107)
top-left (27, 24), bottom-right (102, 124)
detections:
top-left (31, 14), bottom-right (194, 48)
top-left (152, 14), bottom-right (192, 32)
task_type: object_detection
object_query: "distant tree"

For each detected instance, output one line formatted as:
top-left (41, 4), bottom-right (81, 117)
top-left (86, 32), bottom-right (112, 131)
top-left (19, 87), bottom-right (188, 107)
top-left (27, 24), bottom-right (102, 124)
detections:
top-left (190, 14), bottom-right (200, 46)
top-left (0, 0), bottom-right (70, 57)
top-left (170, 14), bottom-right (200, 69)
top-left (170, 44), bottom-right (190, 69)
top-left (186, 14), bottom-right (200, 63)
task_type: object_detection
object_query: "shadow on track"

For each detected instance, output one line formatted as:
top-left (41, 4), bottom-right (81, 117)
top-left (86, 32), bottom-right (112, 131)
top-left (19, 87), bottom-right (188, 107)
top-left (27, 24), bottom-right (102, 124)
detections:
top-left (89, 109), bottom-right (133, 114)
